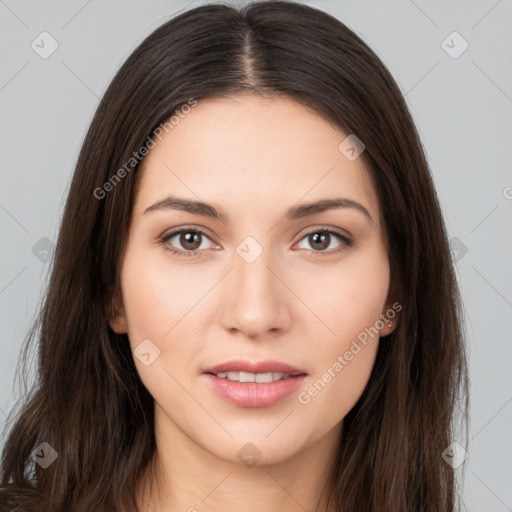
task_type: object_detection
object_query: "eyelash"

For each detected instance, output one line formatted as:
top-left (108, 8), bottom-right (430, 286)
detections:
top-left (158, 226), bottom-right (353, 258)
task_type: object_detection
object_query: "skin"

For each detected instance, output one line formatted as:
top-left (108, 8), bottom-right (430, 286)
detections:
top-left (110, 94), bottom-right (398, 512)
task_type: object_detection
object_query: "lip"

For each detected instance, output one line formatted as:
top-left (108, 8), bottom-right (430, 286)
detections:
top-left (203, 359), bottom-right (306, 376)
top-left (202, 359), bottom-right (307, 408)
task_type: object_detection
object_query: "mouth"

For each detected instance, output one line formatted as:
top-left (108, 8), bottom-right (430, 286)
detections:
top-left (203, 359), bottom-right (306, 377)
top-left (209, 371), bottom-right (293, 383)
top-left (202, 360), bottom-right (307, 408)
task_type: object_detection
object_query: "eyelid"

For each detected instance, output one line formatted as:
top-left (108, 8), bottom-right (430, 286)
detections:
top-left (296, 224), bottom-right (352, 240)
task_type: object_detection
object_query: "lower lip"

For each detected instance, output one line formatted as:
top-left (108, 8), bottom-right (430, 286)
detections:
top-left (203, 374), bottom-right (307, 408)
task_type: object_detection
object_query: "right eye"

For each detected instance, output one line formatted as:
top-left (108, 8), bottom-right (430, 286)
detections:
top-left (159, 227), bottom-right (218, 257)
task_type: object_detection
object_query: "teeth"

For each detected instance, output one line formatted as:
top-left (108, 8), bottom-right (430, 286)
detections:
top-left (241, 372), bottom-right (257, 382)
top-left (215, 371), bottom-right (290, 382)
top-left (256, 372), bottom-right (274, 383)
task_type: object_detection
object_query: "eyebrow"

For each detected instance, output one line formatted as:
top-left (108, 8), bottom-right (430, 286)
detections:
top-left (143, 195), bottom-right (374, 224)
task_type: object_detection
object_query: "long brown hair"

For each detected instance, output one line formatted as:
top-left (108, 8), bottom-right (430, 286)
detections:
top-left (0, 2), bottom-right (468, 511)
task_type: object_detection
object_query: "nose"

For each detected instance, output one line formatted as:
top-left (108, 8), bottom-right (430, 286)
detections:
top-left (220, 242), bottom-right (292, 339)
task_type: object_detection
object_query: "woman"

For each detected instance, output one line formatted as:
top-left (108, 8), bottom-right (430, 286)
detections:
top-left (0, 1), bottom-right (468, 511)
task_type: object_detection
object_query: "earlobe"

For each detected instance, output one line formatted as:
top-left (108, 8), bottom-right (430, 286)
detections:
top-left (108, 290), bottom-right (128, 334)
top-left (109, 315), bottom-right (127, 334)
top-left (379, 279), bottom-right (401, 337)
top-left (379, 300), bottom-right (401, 337)
top-left (379, 316), bottom-right (396, 337)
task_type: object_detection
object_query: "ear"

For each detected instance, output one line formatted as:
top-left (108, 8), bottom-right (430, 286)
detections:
top-left (379, 280), bottom-right (401, 338)
top-left (107, 285), bottom-right (128, 334)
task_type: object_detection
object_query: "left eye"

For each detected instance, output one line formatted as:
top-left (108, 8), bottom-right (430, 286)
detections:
top-left (295, 229), bottom-right (351, 254)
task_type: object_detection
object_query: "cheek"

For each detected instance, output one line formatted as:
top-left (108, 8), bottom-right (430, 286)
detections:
top-left (296, 291), bottom-right (383, 440)
top-left (120, 244), bottom-right (222, 391)
top-left (294, 249), bottom-right (390, 349)
top-left (293, 252), bottom-right (388, 422)
top-left (297, 340), bottom-right (378, 445)
top-left (121, 246), bottom-right (204, 343)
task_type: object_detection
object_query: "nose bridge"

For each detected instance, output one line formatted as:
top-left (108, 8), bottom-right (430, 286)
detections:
top-left (220, 235), bottom-right (289, 336)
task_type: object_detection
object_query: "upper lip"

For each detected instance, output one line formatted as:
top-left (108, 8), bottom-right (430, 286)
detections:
top-left (203, 359), bottom-right (307, 376)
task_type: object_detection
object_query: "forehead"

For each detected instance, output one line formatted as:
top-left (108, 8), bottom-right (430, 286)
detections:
top-left (133, 94), bottom-right (381, 227)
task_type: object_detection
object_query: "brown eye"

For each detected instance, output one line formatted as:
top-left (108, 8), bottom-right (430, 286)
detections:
top-left (159, 227), bottom-right (216, 257)
top-left (296, 228), bottom-right (352, 255)
top-left (308, 232), bottom-right (331, 251)
top-left (179, 231), bottom-right (202, 251)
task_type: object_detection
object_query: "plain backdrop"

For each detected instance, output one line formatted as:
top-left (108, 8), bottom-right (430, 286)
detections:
top-left (1, 1), bottom-right (511, 510)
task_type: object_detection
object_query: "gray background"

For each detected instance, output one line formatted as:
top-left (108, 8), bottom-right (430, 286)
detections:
top-left (1, 0), bottom-right (511, 509)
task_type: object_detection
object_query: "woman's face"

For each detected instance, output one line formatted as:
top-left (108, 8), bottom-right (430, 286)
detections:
top-left (111, 94), bottom-right (396, 466)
